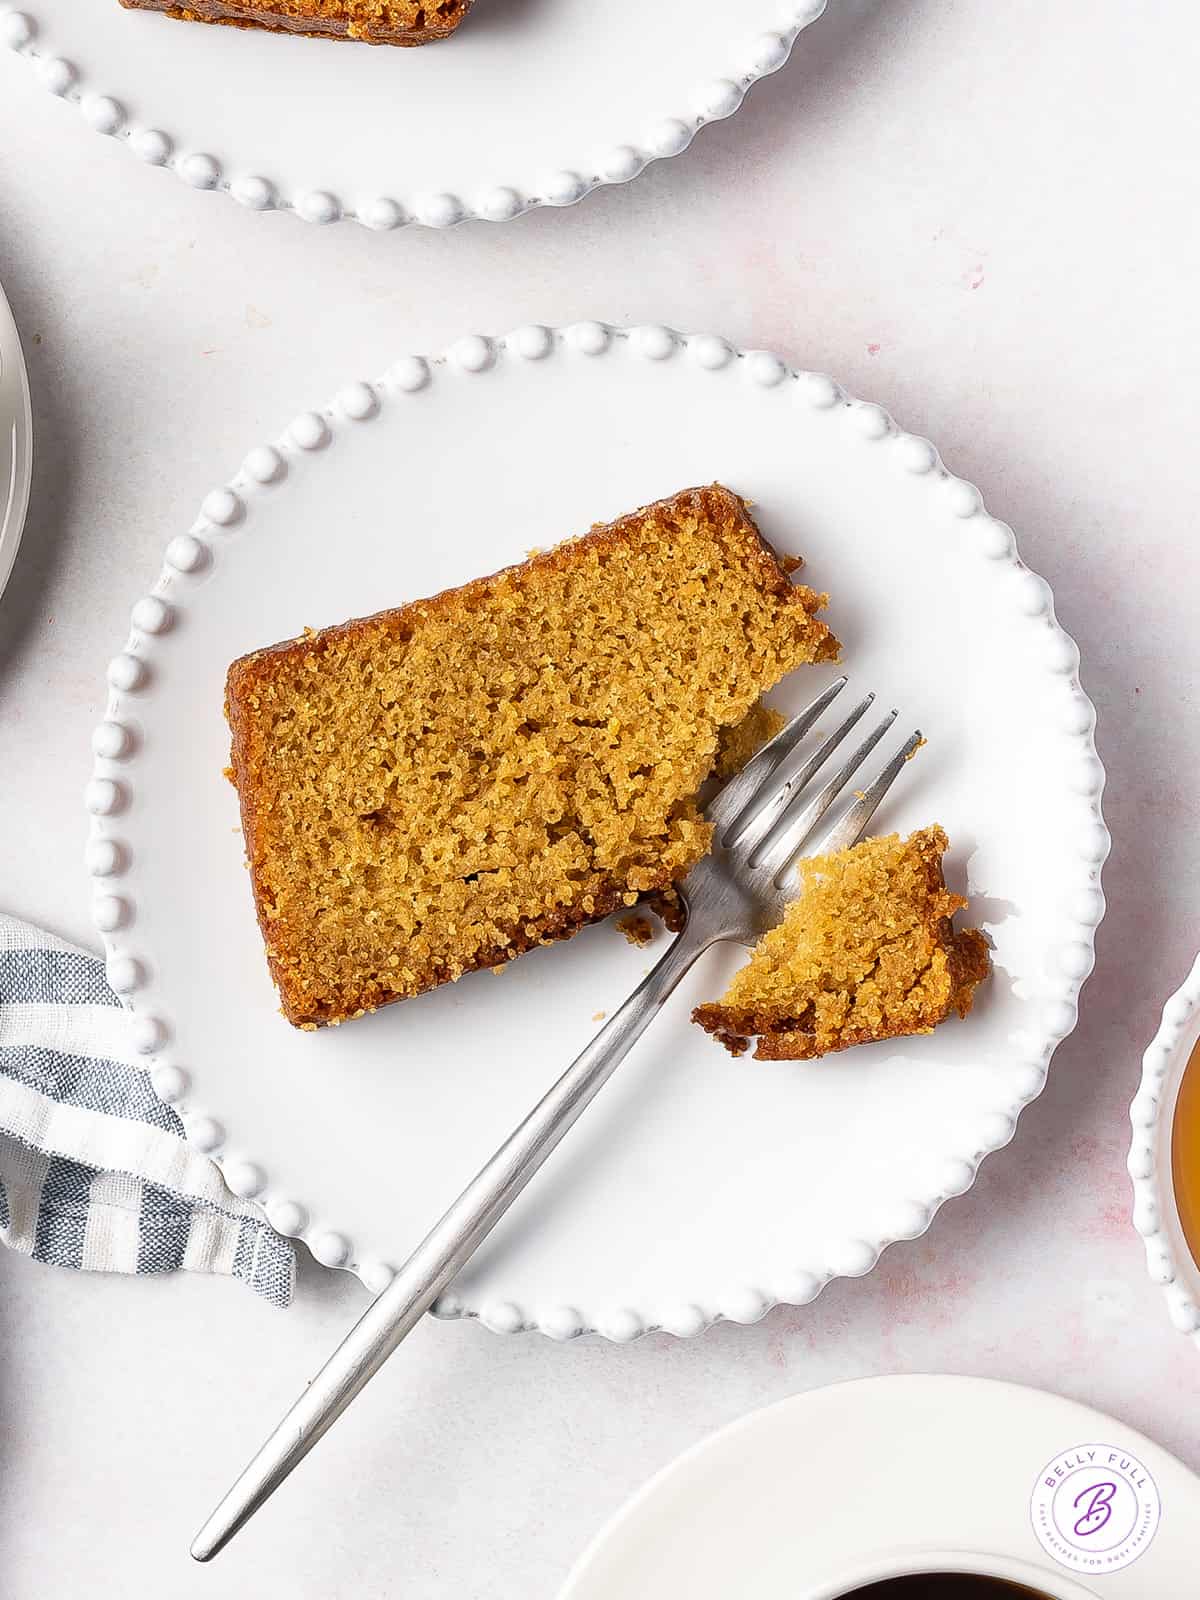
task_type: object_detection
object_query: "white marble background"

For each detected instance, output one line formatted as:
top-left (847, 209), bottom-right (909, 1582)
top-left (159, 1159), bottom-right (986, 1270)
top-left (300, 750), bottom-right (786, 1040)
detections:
top-left (2, 1), bottom-right (1200, 1594)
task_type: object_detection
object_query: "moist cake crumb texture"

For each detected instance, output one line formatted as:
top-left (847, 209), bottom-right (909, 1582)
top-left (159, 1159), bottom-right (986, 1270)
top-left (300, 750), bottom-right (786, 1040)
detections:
top-left (693, 826), bottom-right (990, 1060)
top-left (713, 701), bottom-right (787, 780)
top-left (225, 485), bottom-right (838, 1026)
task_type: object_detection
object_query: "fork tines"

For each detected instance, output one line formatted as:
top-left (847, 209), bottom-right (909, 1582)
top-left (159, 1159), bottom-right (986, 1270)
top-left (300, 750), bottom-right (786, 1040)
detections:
top-left (714, 677), bottom-right (921, 882)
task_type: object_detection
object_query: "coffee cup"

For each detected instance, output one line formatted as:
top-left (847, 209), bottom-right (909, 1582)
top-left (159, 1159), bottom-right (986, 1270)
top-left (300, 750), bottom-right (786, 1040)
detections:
top-left (808, 1550), bottom-right (1098, 1599)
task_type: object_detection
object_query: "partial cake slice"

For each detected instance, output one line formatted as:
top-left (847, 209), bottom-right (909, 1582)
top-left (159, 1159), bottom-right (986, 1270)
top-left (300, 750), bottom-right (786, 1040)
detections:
top-left (693, 827), bottom-right (990, 1060)
top-left (225, 485), bottom-right (838, 1027)
top-left (118, 0), bottom-right (472, 46)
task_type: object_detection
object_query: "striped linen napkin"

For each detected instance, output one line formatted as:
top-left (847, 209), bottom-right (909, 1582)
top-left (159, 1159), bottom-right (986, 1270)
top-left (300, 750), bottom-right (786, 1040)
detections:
top-left (0, 912), bottom-right (294, 1305)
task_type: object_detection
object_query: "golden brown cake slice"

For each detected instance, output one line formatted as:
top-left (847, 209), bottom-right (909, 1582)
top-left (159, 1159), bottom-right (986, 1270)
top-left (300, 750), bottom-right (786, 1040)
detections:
top-left (693, 826), bottom-right (990, 1060)
top-left (225, 485), bottom-right (838, 1027)
top-left (118, 0), bottom-right (472, 46)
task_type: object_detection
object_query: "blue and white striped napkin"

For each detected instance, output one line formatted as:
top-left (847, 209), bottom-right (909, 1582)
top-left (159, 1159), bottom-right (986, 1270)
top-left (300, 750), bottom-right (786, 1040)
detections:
top-left (0, 912), bottom-right (294, 1305)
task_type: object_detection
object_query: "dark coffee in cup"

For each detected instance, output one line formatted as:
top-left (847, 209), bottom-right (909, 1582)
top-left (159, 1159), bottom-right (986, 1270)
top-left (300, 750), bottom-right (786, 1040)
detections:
top-left (844, 1579), bottom-right (1052, 1598)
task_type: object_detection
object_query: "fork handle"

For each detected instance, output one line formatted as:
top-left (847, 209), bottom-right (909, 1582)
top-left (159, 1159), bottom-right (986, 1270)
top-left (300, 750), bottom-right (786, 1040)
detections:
top-left (191, 922), bottom-right (710, 1562)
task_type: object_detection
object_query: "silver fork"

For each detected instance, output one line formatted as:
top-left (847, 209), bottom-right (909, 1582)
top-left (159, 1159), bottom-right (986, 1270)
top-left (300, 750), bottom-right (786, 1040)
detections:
top-left (190, 675), bottom-right (920, 1562)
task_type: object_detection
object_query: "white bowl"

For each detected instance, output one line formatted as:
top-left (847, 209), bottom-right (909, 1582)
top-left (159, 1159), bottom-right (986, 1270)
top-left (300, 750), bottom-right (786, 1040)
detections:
top-left (1129, 952), bottom-right (1200, 1341)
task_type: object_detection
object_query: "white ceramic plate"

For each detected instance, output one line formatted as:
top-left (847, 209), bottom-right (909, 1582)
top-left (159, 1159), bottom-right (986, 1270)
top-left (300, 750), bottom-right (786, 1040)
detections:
top-left (86, 323), bottom-right (1107, 1337)
top-left (1130, 953), bottom-right (1200, 1349)
top-left (558, 1376), bottom-right (1196, 1597)
top-left (2, 0), bottom-right (826, 229)
top-left (0, 278), bottom-right (33, 604)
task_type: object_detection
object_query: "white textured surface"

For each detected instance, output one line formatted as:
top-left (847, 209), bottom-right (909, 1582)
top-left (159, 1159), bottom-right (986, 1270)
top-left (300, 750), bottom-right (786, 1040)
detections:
top-left (2, 0), bottom-right (1200, 1596)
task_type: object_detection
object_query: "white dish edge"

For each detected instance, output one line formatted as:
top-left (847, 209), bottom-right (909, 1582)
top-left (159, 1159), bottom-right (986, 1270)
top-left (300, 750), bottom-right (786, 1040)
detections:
top-left (84, 321), bottom-right (1111, 1336)
top-left (0, 1), bottom-right (826, 231)
top-left (0, 277), bottom-right (33, 604)
top-left (1130, 951), bottom-right (1200, 1345)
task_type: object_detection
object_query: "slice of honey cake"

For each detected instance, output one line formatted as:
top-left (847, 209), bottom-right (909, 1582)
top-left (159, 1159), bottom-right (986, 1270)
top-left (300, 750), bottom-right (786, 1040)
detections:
top-left (118, 0), bottom-right (472, 45)
top-left (225, 485), bottom-right (839, 1027)
top-left (693, 827), bottom-right (990, 1060)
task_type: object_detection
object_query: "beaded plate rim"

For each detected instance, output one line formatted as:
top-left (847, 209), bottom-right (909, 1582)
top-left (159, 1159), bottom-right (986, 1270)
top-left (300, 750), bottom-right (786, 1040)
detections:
top-left (85, 322), bottom-right (1110, 1337)
top-left (0, 0), bottom-right (827, 231)
top-left (1129, 953), bottom-right (1200, 1348)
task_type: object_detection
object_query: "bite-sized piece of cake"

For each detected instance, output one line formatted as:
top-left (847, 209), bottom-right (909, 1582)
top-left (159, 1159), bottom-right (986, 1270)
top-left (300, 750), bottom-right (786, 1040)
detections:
top-left (693, 826), bottom-right (990, 1060)
top-left (118, 0), bottom-right (472, 46)
top-left (225, 485), bottom-right (839, 1027)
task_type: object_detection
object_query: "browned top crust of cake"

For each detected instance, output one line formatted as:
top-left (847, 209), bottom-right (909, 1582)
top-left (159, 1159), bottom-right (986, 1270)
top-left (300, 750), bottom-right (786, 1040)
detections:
top-left (693, 826), bottom-right (990, 1060)
top-left (118, 0), bottom-right (472, 46)
top-left (224, 485), bottom-right (838, 1027)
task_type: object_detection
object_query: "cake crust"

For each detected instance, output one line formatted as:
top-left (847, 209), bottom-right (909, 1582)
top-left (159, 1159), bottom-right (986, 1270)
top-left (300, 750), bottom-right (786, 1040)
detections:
top-left (118, 0), bottom-right (472, 46)
top-left (693, 826), bottom-right (990, 1060)
top-left (225, 485), bottom-right (838, 1027)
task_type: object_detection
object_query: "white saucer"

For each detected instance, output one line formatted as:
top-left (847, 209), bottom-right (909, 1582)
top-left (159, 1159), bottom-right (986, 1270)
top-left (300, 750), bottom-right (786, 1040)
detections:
top-left (2, 0), bottom-right (825, 229)
top-left (559, 1376), bottom-right (1197, 1598)
top-left (0, 278), bottom-right (32, 604)
top-left (86, 323), bottom-right (1107, 1337)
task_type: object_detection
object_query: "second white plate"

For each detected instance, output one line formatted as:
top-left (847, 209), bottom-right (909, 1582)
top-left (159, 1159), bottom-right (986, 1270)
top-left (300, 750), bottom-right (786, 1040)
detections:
top-left (0, 277), bottom-right (32, 604)
top-left (87, 323), bottom-right (1107, 1337)
top-left (3, 0), bottom-right (826, 228)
